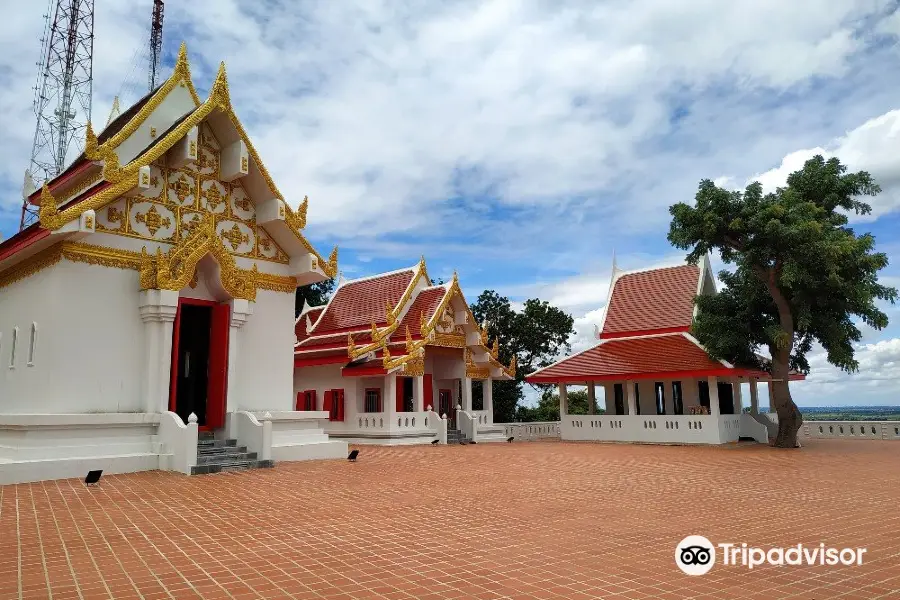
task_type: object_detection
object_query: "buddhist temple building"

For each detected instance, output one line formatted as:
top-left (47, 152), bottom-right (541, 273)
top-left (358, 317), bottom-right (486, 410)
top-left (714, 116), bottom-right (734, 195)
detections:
top-left (525, 255), bottom-right (803, 445)
top-left (293, 260), bottom-right (514, 444)
top-left (0, 44), bottom-right (348, 484)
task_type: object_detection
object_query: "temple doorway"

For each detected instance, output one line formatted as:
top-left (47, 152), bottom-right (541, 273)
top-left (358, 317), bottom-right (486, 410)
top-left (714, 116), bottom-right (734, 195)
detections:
top-left (169, 298), bottom-right (230, 429)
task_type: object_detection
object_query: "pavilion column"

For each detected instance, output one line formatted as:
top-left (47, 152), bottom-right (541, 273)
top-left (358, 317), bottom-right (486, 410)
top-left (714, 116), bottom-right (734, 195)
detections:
top-left (138, 289), bottom-right (179, 415)
top-left (708, 376), bottom-right (721, 417)
top-left (558, 384), bottom-right (568, 417)
top-left (625, 381), bottom-right (637, 415)
top-left (414, 375), bottom-right (425, 412)
top-left (733, 379), bottom-right (744, 414)
top-left (461, 377), bottom-right (473, 411)
top-left (386, 374), bottom-right (397, 417)
top-left (587, 382), bottom-right (596, 415)
top-left (767, 381), bottom-right (775, 413)
top-left (749, 378), bottom-right (759, 415)
top-left (482, 379), bottom-right (493, 423)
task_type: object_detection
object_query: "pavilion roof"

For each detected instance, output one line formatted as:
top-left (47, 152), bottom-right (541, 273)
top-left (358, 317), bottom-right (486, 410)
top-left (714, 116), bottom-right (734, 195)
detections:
top-left (601, 264), bottom-right (700, 338)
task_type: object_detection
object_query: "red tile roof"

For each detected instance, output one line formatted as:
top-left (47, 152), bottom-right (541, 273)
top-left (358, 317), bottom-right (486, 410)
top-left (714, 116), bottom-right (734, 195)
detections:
top-left (311, 269), bottom-right (416, 334)
top-left (397, 286), bottom-right (447, 335)
top-left (601, 265), bottom-right (700, 337)
top-left (526, 334), bottom-right (729, 383)
top-left (294, 307), bottom-right (325, 343)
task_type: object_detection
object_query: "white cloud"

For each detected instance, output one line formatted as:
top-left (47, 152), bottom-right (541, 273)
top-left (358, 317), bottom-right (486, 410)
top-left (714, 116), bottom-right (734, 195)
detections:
top-left (725, 110), bottom-right (900, 220)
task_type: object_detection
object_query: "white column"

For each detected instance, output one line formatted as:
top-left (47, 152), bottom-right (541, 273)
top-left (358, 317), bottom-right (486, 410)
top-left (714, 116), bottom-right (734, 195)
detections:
top-left (462, 377), bottom-right (473, 411)
top-left (138, 289), bottom-right (179, 414)
top-left (226, 299), bottom-right (252, 415)
top-left (558, 383), bottom-right (568, 417)
top-left (482, 379), bottom-right (493, 423)
top-left (749, 379), bottom-right (759, 415)
top-left (733, 379), bottom-right (744, 414)
top-left (767, 381), bottom-right (775, 413)
top-left (603, 384), bottom-right (615, 414)
top-left (587, 382), bottom-right (596, 415)
top-left (415, 376), bottom-right (425, 412)
top-left (386, 374), bottom-right (397, 417)
top-left (625, 381), bottom-right (637, 415)
top-left (708, 376), bottom-right (721, 417)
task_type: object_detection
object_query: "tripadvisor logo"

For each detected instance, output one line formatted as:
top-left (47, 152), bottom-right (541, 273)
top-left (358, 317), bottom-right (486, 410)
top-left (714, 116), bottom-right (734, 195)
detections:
top-left (675, 536), bottom-right (867, 575)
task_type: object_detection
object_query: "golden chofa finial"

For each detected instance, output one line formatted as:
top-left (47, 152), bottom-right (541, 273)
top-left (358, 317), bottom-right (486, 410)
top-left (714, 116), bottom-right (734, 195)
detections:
top-left (209, 61), bottom-right (230, 107)
top-left (85, 121), bottom-right (98, 158)
top-left (175, 42), bottom-right (189, 71)
top-left (405, 326), bottom-right (414, 353)
top-left (38, 183), bottom-right (60, 229)
top-left (385, 300), bottom-right (396, 326)
top-left (370, 321), bottom-right (379, 342)
top-left (382, 344), bottom-right (392, 367)
top-left (297, 196), bottom-right (308, 229)
top-left (491, 338), bottom-right (499, 359)
top-left (347, 334), bottom-right (356, 358)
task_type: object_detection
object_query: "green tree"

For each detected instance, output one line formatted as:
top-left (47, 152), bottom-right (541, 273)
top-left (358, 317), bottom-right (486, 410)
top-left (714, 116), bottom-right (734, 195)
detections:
top-left (668, 156), bottom-right (897, 448)
top-left (516, 389), bottom-right (602, 422)
top-left (295, 278), bottom-right (335, 317)
top-left (471, 291), bottom-right (575, 422)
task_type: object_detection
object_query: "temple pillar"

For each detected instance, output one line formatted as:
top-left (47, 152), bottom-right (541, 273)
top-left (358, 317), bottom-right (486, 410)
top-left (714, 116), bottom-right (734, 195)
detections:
top-left (767, 381), bottom-right (775, 413)
top-left (749, 378), bottom-right (759, 415)
top-left (138, 289), bottom-right (179, 415)
top-left (708, 376), bottom-right (721, 417)
top-left (225, 299), bottom-right (252, 415)
top-left (625, 381), bottom-right (637, 415)
top-left (482, 379), bottom-right (493, 423)
top-left (733, 379), bottom-right (744, 414)
top-left (559, 383), bottom-right (568, 417)
top-left (386, 374), bottom-right (398, 417)
top-left (462, 377), bottom-right (473, 411)
top-left (587, 382), bottom-right (596, 414)
top-left (415, 376), bottom-right (425, 412)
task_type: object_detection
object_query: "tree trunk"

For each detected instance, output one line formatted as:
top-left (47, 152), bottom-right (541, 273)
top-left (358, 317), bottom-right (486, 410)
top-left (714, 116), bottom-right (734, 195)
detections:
top-left (770, 360), bottom-right (802, 448)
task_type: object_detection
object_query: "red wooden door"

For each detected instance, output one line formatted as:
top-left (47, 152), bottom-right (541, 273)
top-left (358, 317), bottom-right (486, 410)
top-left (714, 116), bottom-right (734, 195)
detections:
top-left (168, 303), bottom-right (183, 413)
top-left (438, 389), bottom-right (454, 429)
top-left (205, 303), bottom-right (231, 429)
top-left (423, 374), bottom-right (433, 411)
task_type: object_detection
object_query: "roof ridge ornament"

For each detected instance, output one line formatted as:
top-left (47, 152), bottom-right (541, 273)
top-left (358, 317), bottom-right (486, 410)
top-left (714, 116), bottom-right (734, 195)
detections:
top-left (38, 184), bottom-right (61, 229)
top-left (209, 61), bottom-right (231, 108)
top-left (105, 96), bottom-right (121, 128)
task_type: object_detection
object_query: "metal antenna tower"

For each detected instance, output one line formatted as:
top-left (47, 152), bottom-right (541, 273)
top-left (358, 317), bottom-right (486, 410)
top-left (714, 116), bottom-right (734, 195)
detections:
top-left (149, 0), bottom-right (164, 91)
top-left (20, 0), bottom-right (95, 230)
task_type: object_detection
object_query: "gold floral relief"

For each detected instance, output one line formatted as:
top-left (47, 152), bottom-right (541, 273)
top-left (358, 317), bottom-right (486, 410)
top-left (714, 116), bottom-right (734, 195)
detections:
top-left (219, 222), bottom-right (250, 252)
top-left (96, 199), bottom-right (127, 233)
top-left (167, 171), bottom-right (196, 207)
top-left (201, 179), bottom-right (227, 213)
top-left (134, 203), bottom-right (175, 238)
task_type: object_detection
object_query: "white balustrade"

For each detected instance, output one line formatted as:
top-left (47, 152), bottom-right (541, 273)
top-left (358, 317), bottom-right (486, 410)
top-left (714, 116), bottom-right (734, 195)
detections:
top-left (803, 421), bottom-right (900, 440)
top-left (498, 421), bottom-right (561, 441)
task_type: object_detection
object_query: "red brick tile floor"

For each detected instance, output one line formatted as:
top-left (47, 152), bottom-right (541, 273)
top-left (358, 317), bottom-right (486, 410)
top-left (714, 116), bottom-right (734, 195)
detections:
top-left (1, 439), bottom-right (899, 599)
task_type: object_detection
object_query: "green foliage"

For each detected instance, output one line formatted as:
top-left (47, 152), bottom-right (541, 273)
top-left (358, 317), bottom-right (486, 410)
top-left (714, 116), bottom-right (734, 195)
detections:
top-left (516, 389), bottom-right (603, 422)
top-left (471, 290), bottom-right (575, 422)
top-left (295, 278), bottom-right (336, 316)
top-left (668, 155), bottom-right (897, 376)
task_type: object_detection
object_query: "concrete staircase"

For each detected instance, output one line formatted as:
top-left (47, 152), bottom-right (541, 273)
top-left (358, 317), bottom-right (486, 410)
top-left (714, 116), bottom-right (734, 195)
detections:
top-left (447, 429), bottom-right (472, 445)
top-left (191, 432), bottom-right (274, 475)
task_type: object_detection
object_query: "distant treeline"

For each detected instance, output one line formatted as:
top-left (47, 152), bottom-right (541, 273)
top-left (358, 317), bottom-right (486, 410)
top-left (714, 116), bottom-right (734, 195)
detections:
top-left (798, 406), bottom-right (900, 422)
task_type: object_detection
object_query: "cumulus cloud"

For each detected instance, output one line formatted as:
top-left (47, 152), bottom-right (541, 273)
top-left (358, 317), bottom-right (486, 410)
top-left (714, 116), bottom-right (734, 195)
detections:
top-left (722, 110), bottom-right (900, 220)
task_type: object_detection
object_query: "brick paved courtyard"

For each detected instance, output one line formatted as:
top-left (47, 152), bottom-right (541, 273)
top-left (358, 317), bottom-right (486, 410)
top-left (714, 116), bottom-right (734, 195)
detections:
top-left (1, 439), bottom-right (899, 600)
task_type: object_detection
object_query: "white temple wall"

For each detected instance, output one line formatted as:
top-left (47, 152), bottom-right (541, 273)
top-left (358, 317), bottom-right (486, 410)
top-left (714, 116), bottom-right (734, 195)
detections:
top-left (115, 84), bottom-right (197, 166)
top-left (233, 289), bottom-right (295, 412)
top-left (1, 260), bottom-right (144, 414)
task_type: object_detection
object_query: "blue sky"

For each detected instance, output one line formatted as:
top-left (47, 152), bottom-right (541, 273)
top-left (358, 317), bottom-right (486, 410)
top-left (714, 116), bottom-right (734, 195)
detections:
top-left (1, 1), bottom-right (899, 407)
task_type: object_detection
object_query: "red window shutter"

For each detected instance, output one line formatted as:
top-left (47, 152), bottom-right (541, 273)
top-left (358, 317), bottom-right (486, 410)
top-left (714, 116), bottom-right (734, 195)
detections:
top-left (295, 391), bottom-right (303, 411)
top-left (396, 377), bottom-right (405, 412)
top-left (423, 374), bottom-right (433, 411)
top-left (336, 390), bottom-right (345, 421)
top-left (309, 390), bottom-right (317, 411)
top-left (323, 390), bottom-right (333, 421)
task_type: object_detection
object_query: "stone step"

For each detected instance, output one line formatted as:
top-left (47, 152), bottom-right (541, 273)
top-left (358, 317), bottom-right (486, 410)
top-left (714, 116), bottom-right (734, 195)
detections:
top-left (190, 459), bottom-right (274, 476)
top-left (197, 438), bottom-right (238, 449)
top-left (198, 445), bottom-right (248, 457)
top-left (197, 451), bottom-right (257, 465)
